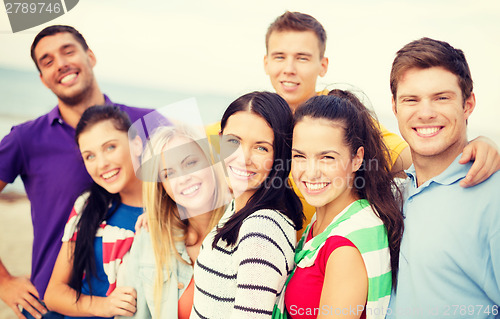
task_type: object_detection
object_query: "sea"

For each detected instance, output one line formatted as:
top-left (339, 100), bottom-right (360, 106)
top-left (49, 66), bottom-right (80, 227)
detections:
top-left (0, 66), bottom-right (234, 194)
top-left (1, 66), bottom-right (499, 194)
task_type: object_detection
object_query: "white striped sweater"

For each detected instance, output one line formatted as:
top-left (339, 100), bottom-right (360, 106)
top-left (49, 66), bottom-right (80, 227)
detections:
top-left (191, 202), bottom-right (297, 319)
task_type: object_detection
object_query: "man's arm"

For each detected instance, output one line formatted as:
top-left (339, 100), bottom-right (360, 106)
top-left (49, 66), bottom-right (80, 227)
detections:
top-left (460, 136), bottom-right (500, 187)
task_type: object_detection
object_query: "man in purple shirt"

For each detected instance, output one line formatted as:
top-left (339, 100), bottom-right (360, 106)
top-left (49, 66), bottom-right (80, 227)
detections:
top-left (0, 25), bottom-right (152, 319)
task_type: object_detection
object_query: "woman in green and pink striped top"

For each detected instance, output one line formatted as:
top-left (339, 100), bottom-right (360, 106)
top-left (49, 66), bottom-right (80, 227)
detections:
top-left (273, 90), bottom-right (404, 319)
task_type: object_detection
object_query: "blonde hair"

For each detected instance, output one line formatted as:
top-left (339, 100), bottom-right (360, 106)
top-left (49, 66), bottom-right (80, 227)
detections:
top-left (140, 125), bottom-right (228, 317)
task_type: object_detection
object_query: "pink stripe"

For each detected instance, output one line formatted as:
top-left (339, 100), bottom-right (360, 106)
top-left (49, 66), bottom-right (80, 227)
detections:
top-left (102, 237), bottom-right (134, 263)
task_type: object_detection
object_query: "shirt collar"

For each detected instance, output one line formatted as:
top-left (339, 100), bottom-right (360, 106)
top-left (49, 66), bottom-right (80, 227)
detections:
top-left (47, 94), bottom-right (112, 126)
top-left (405, 154), bottom-right (472, 190)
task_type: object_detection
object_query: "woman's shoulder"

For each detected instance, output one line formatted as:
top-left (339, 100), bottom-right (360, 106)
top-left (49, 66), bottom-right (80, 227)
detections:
top-left (240, 208), bottom-right (296, 240)
top-left (246, 208), bottom-right (294, 226)
top-left (73, 191), bottom-right (91, 213)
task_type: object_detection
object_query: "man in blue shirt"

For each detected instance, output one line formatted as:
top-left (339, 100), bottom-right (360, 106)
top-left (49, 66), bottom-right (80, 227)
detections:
top-left (0, 25), bottom-right (152, 319)
top-left (388, 37), bottom-right (500, 318)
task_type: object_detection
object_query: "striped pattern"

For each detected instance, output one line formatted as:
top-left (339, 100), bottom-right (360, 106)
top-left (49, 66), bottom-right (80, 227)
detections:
top-left (191, 202), bottom-right (297, 319)
top-left (62, 192), bottom-right (135, 296)
top-left (273, 199), bottom-right (391, 319)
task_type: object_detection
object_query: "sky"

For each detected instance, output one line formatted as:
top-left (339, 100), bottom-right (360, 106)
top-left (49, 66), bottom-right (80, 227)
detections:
top-left (0, 0), bottom-right (499, 141)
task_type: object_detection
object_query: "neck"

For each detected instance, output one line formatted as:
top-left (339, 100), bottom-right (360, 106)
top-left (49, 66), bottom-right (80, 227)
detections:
top-left (314, 189), bottom-right (358, 236)
top-left (58, 83), bottom-right (104, 128)
top-left (412, 137), bottom-right (468, 187)
top-left (289, 92), bottom-right (316, 114)
top-left (118, 178), bottom-right (143, 207)
top-left (185, 211), bottom-right (213, 249)
top-left (234, 190), bottom-right (254, 212)
top-left (188, 211), bottom-right (213, 238)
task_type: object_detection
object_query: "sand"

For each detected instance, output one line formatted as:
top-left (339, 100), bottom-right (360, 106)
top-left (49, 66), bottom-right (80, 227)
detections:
top-left (0, 194), bottom-right (33, 319)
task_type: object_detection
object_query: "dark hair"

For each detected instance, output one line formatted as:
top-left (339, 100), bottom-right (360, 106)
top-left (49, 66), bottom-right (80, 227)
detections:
top-left (69, 105), bottom-right (134, 299)
top-left (390, 37), bottom-right (473, 103)
top-left (266, 11), bottom-right (327, 58)
top-left (213, 91), bottom-right (303, 247)
top-left (295, 93), bottom-right (404, 286)
top-left (31, 25), bottom-right (89, 72)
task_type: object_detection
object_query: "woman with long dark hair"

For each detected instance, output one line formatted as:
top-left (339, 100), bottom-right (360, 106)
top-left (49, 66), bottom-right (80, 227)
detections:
top-left (45, 105), bottom-right (143, 318)
top-left (274, 91), bottom-right (404, 319)
top-left (190, 91), bottom-right (304, 318)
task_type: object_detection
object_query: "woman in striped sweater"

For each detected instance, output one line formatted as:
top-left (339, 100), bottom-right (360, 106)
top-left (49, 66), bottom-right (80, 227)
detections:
top-left (191, 91), bottom-right (304, 318)
top-left (274, 91), bottom-right (404, 319)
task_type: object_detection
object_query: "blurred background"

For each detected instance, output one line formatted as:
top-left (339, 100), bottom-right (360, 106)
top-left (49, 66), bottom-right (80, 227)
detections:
top-left (1, 1), bottom-right (499, 316)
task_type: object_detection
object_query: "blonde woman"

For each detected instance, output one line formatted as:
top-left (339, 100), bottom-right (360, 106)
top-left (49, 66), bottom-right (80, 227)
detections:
top-left (121, 125), bottom-right (230, 319)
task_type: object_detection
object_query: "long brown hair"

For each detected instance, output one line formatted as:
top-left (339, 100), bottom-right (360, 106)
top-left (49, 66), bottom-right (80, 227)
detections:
top-left (295, 92), bottom-right (404, 286)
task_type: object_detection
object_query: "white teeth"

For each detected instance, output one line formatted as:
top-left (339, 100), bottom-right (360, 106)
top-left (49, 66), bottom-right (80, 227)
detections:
top-left (230, 166), bottom-right (253, 177)
top-left (60, 73), bottom-right (77, 84)
top-left (305, 182), bottom-right (329, 191)
top-left (416, 127), bottom-right (440, 135)
top-left (182, 184), bottom-right (200, 195)
top-left (102, 169), bottom-right (119, 179)
top-left (282, 81), bottom-right (297, 87)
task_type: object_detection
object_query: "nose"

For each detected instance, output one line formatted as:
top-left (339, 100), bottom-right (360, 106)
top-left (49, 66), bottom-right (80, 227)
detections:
top-left (177, 170), bottom-right (193, 185)
top-left (304, 159), bottom-right (320, 180)
top-left (283, 57), bottom-right (296, 75)
top-left (417, 99), bottom-right (438, 120)
top-left (54, 54), bottom-right (69, 71)
top-left (97, 154), bottom-right (109, 170)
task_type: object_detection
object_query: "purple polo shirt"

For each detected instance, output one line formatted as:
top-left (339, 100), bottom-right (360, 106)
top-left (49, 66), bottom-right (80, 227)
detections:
top-left (0, 95), bottom-right (153, 299)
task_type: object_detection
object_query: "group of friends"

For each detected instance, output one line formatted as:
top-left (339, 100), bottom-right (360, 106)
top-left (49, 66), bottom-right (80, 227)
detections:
top-left (0, 11), bottom-right (499, 319)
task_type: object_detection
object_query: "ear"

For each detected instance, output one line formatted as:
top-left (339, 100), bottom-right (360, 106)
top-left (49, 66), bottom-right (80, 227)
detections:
top-left (39, 72), bottom-right (49, 89)
top-left (86, 48), bottom-right (97, 68)
top-left (131, 135), bottom-right (143, 157)
top-left (463, 92), bottom-right (476, 121)
top-left (352, 146), bottom-right (364, 173)
top-left (392, 96), bottom-right (397, 115)
top-left (319, 56), bottom-right (329, 77)
top-left (263, 54), bottom-right (269, 75)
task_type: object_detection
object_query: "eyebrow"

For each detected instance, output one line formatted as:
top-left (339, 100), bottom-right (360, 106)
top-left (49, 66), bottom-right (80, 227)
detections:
top-left (181, 154), bottom-right (196, 165)
top-left (270, 51), bottom-right (313, 57)
top-left (224, 134), bottom-right (273, 147)
top-left (256, 141), bottom-right (273, 147)
top-left (292, 148), bottom-right (340, 156)
top-left (38, 44), bottom-right (76, 64)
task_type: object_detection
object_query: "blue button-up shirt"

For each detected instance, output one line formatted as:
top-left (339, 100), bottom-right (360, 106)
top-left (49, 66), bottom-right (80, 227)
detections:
top-left (388, 155), bottom-right (500, 318)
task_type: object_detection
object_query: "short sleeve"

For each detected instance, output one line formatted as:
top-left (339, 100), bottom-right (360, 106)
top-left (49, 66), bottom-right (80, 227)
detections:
top-left (61, 192), bottom-right (89, 242)
top-left (378, 122), bottom-right (408, 168)
top-left (0, 127), bottom-right (24, 183)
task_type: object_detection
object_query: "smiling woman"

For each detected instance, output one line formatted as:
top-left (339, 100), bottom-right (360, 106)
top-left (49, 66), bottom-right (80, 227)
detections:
top-left (190, 91), bottom-right (304, 319)
top-left (44, 105), bottom-right (143, 319)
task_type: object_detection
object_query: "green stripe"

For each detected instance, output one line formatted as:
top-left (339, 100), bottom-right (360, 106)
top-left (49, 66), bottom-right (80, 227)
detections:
top-left (295, 199), bottom-right (370, 263)
top-left (346, 224), bottom-right (388, 254)
top-left (367, 271), bottom-right (392, 302)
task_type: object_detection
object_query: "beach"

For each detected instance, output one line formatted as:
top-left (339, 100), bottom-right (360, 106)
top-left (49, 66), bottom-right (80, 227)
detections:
top-left (0, 194), bottom-right (33, 319)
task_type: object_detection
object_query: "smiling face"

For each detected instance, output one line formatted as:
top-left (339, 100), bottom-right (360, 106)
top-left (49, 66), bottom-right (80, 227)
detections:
top-left (264, 30), bottom-right (328, 112)
top-left (392, 67), bottom-right (475, 164)
top-left (34, 32), bottom-right (98, 105)
top-left (78, 120), bottom-right (140, 197)
top-left (292, 117), bottom-right (362, 212)
top-left (160, 136), bottom-right (217, 218)
top-left (220, 111), bottom-right (274, 201)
